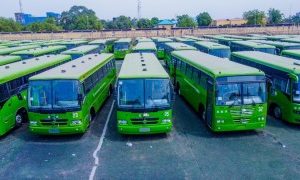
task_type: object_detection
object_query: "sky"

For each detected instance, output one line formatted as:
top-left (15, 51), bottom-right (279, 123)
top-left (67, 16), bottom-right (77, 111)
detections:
top-left (1, 0), bottom-right (300, 20)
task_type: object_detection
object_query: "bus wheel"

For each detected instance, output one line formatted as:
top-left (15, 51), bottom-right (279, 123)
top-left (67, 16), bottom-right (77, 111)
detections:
top-left (108, 85), bottom-right (113, 97)
top-left (198, 105), bottom-right (205, 120)
top-left (90, 108), bottom-right (96, 122)
top-left (15, 111), bottom-right (26, 127)
top-left (273, 106), bottom-right (282, 119)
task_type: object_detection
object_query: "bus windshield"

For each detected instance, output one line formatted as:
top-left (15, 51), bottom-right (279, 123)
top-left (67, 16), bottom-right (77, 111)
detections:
top-left (216, 82), bottom-right (266, 106)
top-left (115, 43), bottom-right (129, 50)
top-left (134, 50), bottom-right (156, 54)
top-left (118, 79), bottom-right (171, 109)
top-left (210, 49), bottom-right (231, 58)
top-left (293, 83), bottom-right (300, 103)
top-left (29, 80), bottom-right (81, 110)
top-left (256, 48), bottom-right (276, 54)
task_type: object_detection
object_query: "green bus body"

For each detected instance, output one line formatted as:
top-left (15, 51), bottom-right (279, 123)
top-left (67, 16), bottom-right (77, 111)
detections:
top-left (135, 37), bottom-right (153, 44)
top-left (117, 53), bottom-right (173, 134)
top-left (61, 45), bottom-right (101, 60)
top-left (230, 41), bottom-right (276, 54)
top-left (223, 35), bottom-right (266, 40)
top-left (268, 35), bottom-right (298, 41)
top-left (0, 55), bottom-right (72, 136)
top-left (11, 46), bottom-right (67, 60)
top-left (193, 41), bottom-right (231, 59)
top-left (231, 51), bottom-right (300, 124)
top-left (114, 38), bottom-right (132, 60)
top-left (250, 40), bottom-right (300, 54)
top-left (28, 54), bottom-right (116, 135)
top-left (152, 37), bottom-right (173, 59)
top-left (172, 50), bottom-right (267, 132)
top-left (0, 45), bottom-right (40, 55)
top-left (0, 46), bottom-right (7, 49)
top-left (132, 42), bottom-right (157, 55)
top-left (0, 56), bottom-right (22, 66)
top-left (281, 50), bottom-right (300, 60)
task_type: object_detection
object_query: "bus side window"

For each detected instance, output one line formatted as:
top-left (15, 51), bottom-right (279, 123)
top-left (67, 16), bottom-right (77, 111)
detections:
top-left (192, 68), bottom-right (199, 84)
top-left (177, 59), bottom-right (181, 70)
top-left (8, 77), bottom-right (24, 95)
top-left (84, 76), bottom-right (93, 94)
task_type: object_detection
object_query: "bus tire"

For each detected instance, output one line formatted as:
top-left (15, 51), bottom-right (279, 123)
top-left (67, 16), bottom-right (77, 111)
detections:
top-left (108, 85), bottom-right (113, 97)
top-left (15, 109), bottom-right (27, 127)
top-left (198, 104), bottom-right (205, 120)
top-left (273, 105), bottom-right (282, 120)
top-left (176, 82), bottom-right (181, 96)
top-left (90, 108), bottom-right (96, 122)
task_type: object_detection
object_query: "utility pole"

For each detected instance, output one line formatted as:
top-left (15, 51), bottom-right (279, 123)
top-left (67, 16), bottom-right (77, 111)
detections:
top-left (137, 0), bottom-right (141, 20)
top-left (19, 0), bottom-right (23, 13)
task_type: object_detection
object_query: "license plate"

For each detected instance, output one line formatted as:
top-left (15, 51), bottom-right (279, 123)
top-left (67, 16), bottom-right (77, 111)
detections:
top-left (49, 128), bottom-right (60, 134)
top-left (139, 128), bottom-right (150, 133)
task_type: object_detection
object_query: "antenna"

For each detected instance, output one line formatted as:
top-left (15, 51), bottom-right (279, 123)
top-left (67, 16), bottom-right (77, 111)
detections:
top-left (19, 0), bottom-right (23, 14)
top-left (137, 0), bottom-right (141, 19)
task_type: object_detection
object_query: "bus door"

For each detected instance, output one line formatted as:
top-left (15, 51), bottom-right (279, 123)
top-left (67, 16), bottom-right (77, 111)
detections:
top-left (206, 80), bottom-right (214, 127)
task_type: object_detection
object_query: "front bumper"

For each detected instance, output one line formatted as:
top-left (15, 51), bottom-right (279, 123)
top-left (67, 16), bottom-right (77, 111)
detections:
top-left (118, 124), bottom-right (172, 135)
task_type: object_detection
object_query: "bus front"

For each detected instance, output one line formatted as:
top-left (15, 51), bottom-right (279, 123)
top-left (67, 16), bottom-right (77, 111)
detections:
top-left (114, 42), bottom-right (130, 60)
top-left (117, 78), bottom-right (173, 134)
top-left (28, 79), bottom-right (87, 135)
top-left (213, 75), bottom-right (267, 132)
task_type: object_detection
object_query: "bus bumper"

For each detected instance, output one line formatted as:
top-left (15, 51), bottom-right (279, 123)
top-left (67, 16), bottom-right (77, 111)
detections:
top-left (211, 122), bottom-right (266, 132)
top-left (118, 124), bottom-right (172, 135)
top-left (29, 125), bottom-right (86, 135)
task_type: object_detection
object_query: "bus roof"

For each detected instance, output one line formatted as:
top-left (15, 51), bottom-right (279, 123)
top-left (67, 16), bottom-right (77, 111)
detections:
top-left (119, 53), bottom-right (169, 79)
top-left (172, 50), bottom-right (264, 78)
top-left (0, 54), bottom-right (71, 84)
top-left (223, 35), bottom-right (266, 40)
top-left (164, 42), bottom-right (197, 51)
top-left (249, 40), bottom-right (300, 48)
top-left (133, 42), bottom-right (157, 51)
top-left (232, 51), bottom-right (300, 75)
top-left (0, 45), bottom-right (41, 55)
top-left (151, 37), bottom-right (173, 43)
top-left (88, 39), bottom-right (107, 45)
top-left (59, 40), bottom-right (88, 45)
top-left (282, 38), bottom-right (300, 43)
top-left (115, 38), bottom-right (132, 43)
top-left (11, 45), bottom-right (67, 56)
top-left (0, 55), bottom-right (22, 66)
top-left (213, 36), bottom-right (241, 42)
top-left (61, 45), bottom-right (99, 55)
top-left (281, 49), bottom-right (300, 58)
top-left (194, 41), bottom-right (230, 50)
top-left (267, 35), bottom-right (297, 41)
top-left (30, 53), bottom-right (114, 82)
top-left (0, 46), bottom-right (7, 49)
top-left (136, 37), bottom-right (153, 43)
top-left (175, 37), bottom-right (196, 42)
top-left (231, 41), bottom-right (276, 49)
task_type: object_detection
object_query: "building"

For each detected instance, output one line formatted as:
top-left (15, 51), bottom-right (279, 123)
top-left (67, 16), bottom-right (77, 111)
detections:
top-left (157, 20), bottom-right (177, 30)
top-left (15, 12), bottom-right (61, 25)
top-left (211, 18), bottom-right (247, 27)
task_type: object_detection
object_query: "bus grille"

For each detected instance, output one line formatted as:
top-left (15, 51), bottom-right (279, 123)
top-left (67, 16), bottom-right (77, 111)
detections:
top-left (40, 119), bottom-right (68, 126)
top-left (230, 107), bottom-right (253, 124)
top-left (131, 118), bottom-right (159, 125)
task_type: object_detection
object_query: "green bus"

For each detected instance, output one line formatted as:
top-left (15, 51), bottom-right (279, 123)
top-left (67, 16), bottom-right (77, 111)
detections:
top-left (231, 51), bottom-right (300, 123)
top-left (0, 55), bottom-right (22, 66)
top-left (88, 39), bottom-right (109, 53)
top-left (213, 36), bottom-right (240, 46)
top-left (193, 41), bottom-right (231, 58)
top-left (267, 35), bottom-right (297, 41)
top-left (11, 46), bottom-right (67, 60)
top-left (117, 53), bottom-right (173, 134)
top-left (282, 38), bottom-right (300, 44)
top-left (250, 40), bottom-right (300, 54)
top-left (172, 50), bottom-right (267, 132)
top-left (224, 35), bottom-right (266, 40)
top-left (174, 37), bottom-right (196, 46)
top-left (281, 50), bottom-right (300, 60)
top-left (132, 42), bottom-right (157, 54)
top-left (61, 45), bottom-right (101, 60)
top-left (57, 40), bottom-right (88, 49)
top-left (105, 38), bottom-right (117, 53)
top-left (152, 37), bottom-right (173, 59)
top-left (0, 46), bottom-right (7, 49)
top-left (0, 55), bottom-right (71, 136)
top-left (135, 37), bottom-right (153, 44)
top-left (0, 45), bottom-right (40, 55)
top-left (230, 41), bottom-right (276, 54)
top-left (183, 36), bottom-right (211, 42)
top-left (114, 38), bottom-right (132, 60)
top-left (28, 53), bottom-right (116, 135)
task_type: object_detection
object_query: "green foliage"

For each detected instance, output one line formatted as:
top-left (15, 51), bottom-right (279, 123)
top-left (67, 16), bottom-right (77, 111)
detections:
top-left (150, 17), bottom-right (159, 27)
top-left (243, 9), bottom-right (266, 25)
top-left (176, 15), bottom-right (197, 27)
top-left (60, 6), bottom-right (103, 30)
top-left (136, 18), bottom-right (152, 28)
top-left (196, 12), bottom-right (212, 26)
top-left (106, 16), bottom-right (133, 30)
top-left (286, 12), bottom-right (300, 24)
top-left (0, 17), bottom-right (22, 32)
top-left (25, 18), bottom-right (62, 32)
top-left (268, 8), bottom-right (284, 24)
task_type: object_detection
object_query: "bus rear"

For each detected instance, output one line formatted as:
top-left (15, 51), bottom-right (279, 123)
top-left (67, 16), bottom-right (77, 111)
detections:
top-left (114, 39), bottom-right (132, 60)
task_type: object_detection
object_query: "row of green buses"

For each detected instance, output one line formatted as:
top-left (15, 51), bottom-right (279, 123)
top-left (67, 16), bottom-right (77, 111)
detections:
top-left (0, 45), bottom-right (40, 55)
top-left (174, 37), bottom-right (196, 46)
top-left (61, 45), bottom-right (101, 60)
top-left (250, 40), bottom-right (300, 54)
top-left (0, 55), bottom-right (72, 136)
top-left (193, 41), bottom-right (231, 59)
top-left (28, 54), bottom-right (116, 135)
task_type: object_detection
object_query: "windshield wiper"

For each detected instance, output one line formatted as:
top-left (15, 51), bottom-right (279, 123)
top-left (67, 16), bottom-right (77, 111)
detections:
top-left (229, 97), bottom-right (240, 108)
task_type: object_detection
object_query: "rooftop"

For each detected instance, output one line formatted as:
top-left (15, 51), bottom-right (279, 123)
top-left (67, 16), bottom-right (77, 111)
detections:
top-left (61, 45), bottom-right (99, 55)
top-left (281, 50), bottom-right (300, 58)
top-left (164, 42), bottom-right (197, 50)
top-left (0, 55), bottom-right (22, 66)
top-left (0, 45), bottom-right (40, 55)
top-left (115, 38), bottom-right (132, 43)
top-left (11, 45), bottom-right (67, 56)
top-left (194, 41), bottom-right (230, 50)
top-left (133, 42), bottom-right (157, 51)
top-left (157, 19), bottom-right (177, 25)
top-left (231, 41), bottom-right (276, 49)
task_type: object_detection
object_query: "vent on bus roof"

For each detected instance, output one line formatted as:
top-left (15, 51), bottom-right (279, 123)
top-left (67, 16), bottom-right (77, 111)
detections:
top-left (47, 55), bottom-right (50, 57)
top-left (61, 69), bottom-right (66, 73)
top-left (142, 64), bottom-right (146, 66)
top-left (72, 65), bottom-right (76, 68)
top-left (142, 68), bottom-right (147, 71)
top-left (35, 58), bottom-right (39, 60)
top-left (88, 57), bottom-right (92, 60)
top-left (22, 61), bottom-right (26, 64)
top-left (81, 61), bottom-right (85, 63)
top-left (5, 65), bottom-right (9, 69)
top-left (94, 54), bottom-right (98, 57)
top-left (293, 62), bottom-right (300, 66)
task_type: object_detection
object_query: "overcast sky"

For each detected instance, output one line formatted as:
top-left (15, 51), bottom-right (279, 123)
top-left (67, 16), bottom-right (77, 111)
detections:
top-left (1, 0), bottom-right (300, 20)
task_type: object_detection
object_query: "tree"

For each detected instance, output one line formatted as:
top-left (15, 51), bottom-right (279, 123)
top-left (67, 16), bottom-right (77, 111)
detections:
top-left (243, 9), bottom-right (266, 25)
top-left (196, 12), bottom-right (212, 26)
top-left (287, 12), bottom-right (300, 24)
top-left (0, 17), bottom-right (22, 32)
top-left (150, 17), bottom-right (159, 27)
top-left (106, 16), bottom-right (133, 30)
top-left (268, 8), bottom-right (284, 24)
top-left (60, 6), bottom-right (103, 30)
top-left (25, 18), bottom-right (62, 32)
top-left (176, 15), bottom-right (197, 27)
top-left (136, 18), bottom-right (152, 28)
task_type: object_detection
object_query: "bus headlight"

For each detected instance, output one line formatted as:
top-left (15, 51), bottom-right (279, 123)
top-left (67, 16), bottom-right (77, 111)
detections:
top-left (118, 120), bottom-right (127, 125)
top-left (71, 120), bottom-right (82, 125)
top-left (30, 121), bottom-right (37, 126)
top-left (162, 119), bottom-right (171, 124)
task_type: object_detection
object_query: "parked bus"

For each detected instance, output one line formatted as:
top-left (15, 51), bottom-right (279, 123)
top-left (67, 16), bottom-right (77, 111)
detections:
top-left (135, 37), bottom-right (153, 44)
top-left (61, 45), bottom-right (101, 60)
top-left (213, 36), bottom-right (240, 46)
top-left (11, 46), bottom-right (67, 60)
top-left (174, 37), bottom-right (196, 46)
top-left (0, 55), bottom-right (22, 66)
top-left (59, 40), bottom-right (88, 49)
top-left (250, 40), bottom-right (300, 54)
top-left (231, 51), bottom-right (300, 124)
top-left (0, 46), bottom-right (7, 49)
top-left (172, 50), bottom-right (267, 132)
top-left (0, 45), bottom-right (40, 55)
top-left (282, 38), bottom-right (300, 44)
top-left (152, 37), bottom-right (173, 59)
top-left (106, 38), bottom-right (116, 53)
top-left (0, 54), bottom-right (71, 136)
top-left (224, 35), bottom-right (266, 40)
top-left (88, 39), bottom-right (108, 53)
top-left (194, 41), bottom-right (231, 58)
top-left (281, 50), bottom-right (300, 60)
top-left (183, 36), bottom-right (210, 42)
top-left (132, 42), bottom-right (157, 54)
top-left (117, 53), bottom-right (173, 134)
top-left (230, 41), bottom-right (276, 54)
top-left (267, 35), bottom-right (297, 41)
top-left (28, 53), bottom-right (116, 135)
top-left (114, 38), bottom-right (132, 60)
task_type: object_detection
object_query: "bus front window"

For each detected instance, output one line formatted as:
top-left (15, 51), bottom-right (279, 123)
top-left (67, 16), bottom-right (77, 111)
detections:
top-left (293, 83), bottom-right (300, 103)
top-left (145, 79), bottom-right (171, 109)
top-left (216, 84), bottom-right (242, 106)
top-left (258, 48), bottom-right (276, 54)
top-left (53, 80), bottom-right (80, 109)
top-left (243, 83), bottom-right (266, 105)
top-left (210, 49), bottom-right (231, 58)
top-left (29, 81), bottom-right (52, 109)
top-left (115, 43), bottom-right (129, 51)
top-left (118, 80), bottom-right (144, 109)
